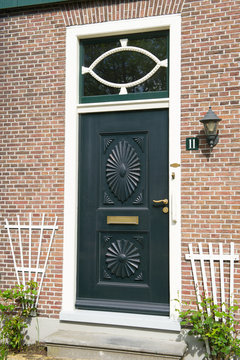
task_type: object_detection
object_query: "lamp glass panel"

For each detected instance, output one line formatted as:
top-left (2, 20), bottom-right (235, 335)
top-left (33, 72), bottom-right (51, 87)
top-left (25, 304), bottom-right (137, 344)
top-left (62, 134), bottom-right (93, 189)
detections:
top-left (206, 121), bottom-right (217, 134)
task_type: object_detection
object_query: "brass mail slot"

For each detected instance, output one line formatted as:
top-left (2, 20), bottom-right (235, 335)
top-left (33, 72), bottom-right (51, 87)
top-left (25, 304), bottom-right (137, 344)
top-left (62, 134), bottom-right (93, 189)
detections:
top-left (107, 216), bottom-right (139, 225)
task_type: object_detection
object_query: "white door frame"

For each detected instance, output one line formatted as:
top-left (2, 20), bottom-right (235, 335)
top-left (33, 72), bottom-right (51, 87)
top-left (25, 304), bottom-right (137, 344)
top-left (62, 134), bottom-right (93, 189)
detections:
top-left (61, 14), bottom-right (181, 331)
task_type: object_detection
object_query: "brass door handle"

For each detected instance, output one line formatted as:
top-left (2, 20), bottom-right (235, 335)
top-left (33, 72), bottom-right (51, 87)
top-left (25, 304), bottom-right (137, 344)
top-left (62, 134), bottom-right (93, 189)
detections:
top-left (153, 199), bottom-right (168, 205)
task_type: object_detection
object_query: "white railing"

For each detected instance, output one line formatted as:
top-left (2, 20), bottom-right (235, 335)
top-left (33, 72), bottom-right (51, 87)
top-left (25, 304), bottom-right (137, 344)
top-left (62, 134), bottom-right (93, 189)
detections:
top-left (185, 242), bottom-right (239, 358)
top-left (5, 213), bottom-right (58, 306)
top-left (185, 242), bottom-right (239, 312)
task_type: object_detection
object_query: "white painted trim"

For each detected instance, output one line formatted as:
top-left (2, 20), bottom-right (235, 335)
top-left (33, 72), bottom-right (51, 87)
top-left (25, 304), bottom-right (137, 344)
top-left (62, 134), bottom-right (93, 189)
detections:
top-left (62, 27), bottom-right (79, 313)
top-left (60, 310), bottom-right (180, 331)
top-left (77, 98), bottom-right (169, 113)
top-left (63, 14), bottom-right (181, 329)
top-left (168, 13), bottom-right (182, 320)
top-left (65, 14), bottom-right (178, 39)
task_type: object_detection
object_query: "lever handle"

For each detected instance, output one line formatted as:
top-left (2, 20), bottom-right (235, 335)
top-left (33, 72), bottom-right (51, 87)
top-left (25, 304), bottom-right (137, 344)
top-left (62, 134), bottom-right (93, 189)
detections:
top-left (153, 199), bottom-right (168, 205)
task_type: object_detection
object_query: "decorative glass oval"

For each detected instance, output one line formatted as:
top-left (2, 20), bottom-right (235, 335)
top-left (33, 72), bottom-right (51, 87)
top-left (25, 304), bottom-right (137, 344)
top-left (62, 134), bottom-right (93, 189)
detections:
top-left (82, 39), bottom-right (167, 95)
top-left (80, 31), bottom-right (169, 101)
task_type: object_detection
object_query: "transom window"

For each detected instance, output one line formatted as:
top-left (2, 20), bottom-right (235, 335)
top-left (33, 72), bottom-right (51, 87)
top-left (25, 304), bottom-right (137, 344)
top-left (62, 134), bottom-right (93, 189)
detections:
top-left (79, 31), bottom-right (169, 103)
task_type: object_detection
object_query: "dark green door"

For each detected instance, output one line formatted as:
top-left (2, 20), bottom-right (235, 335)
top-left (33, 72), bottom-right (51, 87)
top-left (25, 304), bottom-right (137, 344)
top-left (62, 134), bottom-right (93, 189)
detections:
top-left (76, 109), bottom-right (169, 316)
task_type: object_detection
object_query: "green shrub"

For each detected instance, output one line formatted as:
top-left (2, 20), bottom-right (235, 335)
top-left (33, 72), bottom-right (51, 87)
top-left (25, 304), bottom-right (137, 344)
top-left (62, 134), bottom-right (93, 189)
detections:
top-left (0, 343), bottom-right (8, 360)
top-left (0, 281), bottom-right (37, 352)
top-left (177, 297), bottom-right (240, 360)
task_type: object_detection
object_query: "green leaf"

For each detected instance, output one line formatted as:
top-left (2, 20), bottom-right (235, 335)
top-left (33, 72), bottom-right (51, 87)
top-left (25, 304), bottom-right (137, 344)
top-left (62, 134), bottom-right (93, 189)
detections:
top-left (0, 282), bottom-right (38, 351)
top-left (175, 296), bottom-right (240, 359)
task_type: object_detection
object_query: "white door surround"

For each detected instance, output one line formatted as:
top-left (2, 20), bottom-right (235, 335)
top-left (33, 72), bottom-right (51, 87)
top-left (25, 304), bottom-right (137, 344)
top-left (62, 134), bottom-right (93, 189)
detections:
top-left (62, 14), bottom-right (181, 331)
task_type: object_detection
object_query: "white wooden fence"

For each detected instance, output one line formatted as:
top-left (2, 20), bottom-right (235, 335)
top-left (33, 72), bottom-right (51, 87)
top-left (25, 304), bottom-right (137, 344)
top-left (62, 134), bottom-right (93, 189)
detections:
top-left (5, 213), bottom-right (58, 306)
top-left (185, 242), bottom-right (239, 312)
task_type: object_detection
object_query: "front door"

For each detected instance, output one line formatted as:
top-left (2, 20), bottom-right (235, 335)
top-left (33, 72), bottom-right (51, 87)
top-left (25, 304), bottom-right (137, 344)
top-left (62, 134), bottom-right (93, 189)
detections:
top-left (76, 108), bottom-right (169, 316)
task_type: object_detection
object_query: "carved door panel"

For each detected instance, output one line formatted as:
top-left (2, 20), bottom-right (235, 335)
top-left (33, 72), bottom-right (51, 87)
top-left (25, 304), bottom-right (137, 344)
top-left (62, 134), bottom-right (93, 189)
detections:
top-left (76, 109), bottom-right (169, 316)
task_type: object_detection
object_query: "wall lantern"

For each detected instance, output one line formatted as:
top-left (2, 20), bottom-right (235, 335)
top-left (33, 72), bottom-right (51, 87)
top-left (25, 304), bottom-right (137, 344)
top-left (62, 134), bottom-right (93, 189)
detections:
top-left (200, 107), bottom-right (222, 148)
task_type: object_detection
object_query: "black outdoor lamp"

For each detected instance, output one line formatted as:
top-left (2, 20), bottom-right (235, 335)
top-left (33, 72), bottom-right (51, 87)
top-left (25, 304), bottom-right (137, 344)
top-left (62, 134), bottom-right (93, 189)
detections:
top-left (200, 106), bottom-right (222, 148)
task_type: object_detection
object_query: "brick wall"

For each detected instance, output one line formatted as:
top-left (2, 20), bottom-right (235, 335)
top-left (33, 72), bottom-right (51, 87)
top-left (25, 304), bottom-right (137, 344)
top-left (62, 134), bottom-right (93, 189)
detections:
top-left (0, 5), bottom-right (66, 317)
top-left (0, 0), bottom-right (239, 318)
top-left (180, 0), bottom-right (240, 312)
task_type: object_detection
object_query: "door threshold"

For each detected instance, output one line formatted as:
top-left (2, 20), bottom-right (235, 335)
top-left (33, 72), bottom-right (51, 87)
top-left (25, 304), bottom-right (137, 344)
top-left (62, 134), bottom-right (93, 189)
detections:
top-left (60, 309), bottom-right (180, 331)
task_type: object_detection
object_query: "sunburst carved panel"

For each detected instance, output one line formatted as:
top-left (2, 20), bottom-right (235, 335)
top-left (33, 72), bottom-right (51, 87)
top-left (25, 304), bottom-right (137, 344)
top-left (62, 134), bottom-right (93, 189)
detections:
top-left (103, 192), bottom-right (114, 205)
top-left (103, 270), bottom-right (111, 279)
top-left (106, 140), bottom-right (141, 203)
top-left (135, 272), bottom-right (143, 281)
top-left (104, 138), bottom-right (114, 153)
top-left (133, 191), bottom-right (143, 205)
top-left (103, 235), bottom-right (112, 243)
top-left (133, 235), bottom-right (144, 248)
top-left (105, 239), bottom-right (140, 278)
top-left (133, 137), bottom-right (144, 152)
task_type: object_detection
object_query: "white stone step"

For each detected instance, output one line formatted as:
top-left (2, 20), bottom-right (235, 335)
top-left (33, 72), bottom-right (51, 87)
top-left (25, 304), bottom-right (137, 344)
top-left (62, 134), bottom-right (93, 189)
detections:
top-left (45, 329), bottom-right (187, 360)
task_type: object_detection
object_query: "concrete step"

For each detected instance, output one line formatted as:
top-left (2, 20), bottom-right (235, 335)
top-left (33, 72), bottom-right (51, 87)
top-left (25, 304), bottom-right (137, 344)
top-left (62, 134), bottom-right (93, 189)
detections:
top-left (45, 330), bottom-right (187, 360)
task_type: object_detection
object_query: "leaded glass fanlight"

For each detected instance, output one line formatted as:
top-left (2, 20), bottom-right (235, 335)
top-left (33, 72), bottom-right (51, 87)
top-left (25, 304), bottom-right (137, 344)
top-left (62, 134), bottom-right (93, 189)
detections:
top-left (80, 31), bottom-right (169, 103)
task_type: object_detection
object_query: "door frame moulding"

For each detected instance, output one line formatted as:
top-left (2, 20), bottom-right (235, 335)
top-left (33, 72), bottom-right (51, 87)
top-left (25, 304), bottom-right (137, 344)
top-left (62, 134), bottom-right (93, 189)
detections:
top-left (62, 14), bottom-right (181, 331)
